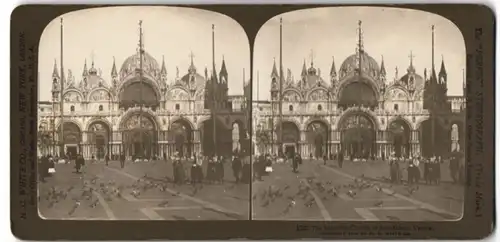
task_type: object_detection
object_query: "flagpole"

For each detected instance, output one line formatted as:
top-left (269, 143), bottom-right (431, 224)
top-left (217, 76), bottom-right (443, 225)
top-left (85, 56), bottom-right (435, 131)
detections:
top-left (139, 20), bottom-right (144, 158)
top-left (59, 18), bottom-right (65, 157)
top-left (212, 24), bottom-right (217, 157)
top-left (278, 17), bottom-right (283, 156)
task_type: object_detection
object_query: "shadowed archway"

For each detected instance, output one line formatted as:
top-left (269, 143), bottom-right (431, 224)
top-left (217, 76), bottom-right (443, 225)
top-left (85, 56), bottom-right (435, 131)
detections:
top-left (169, 119), bottom-right (194, 157)
top-left (306, 120), bottom-right (329, 158)
top-left (388, 119), bottom-right (411, 158)
top-left (87, 121), bottom-right (111, 160)
top-left (339, 112), bottom-right (376, 159)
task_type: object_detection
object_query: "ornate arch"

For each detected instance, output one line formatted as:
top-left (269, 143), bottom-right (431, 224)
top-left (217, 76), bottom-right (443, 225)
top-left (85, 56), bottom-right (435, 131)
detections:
top-left (304, 116), bottom-right (330, 131)
top-left (384, 85), bottom-right (410, 101)
top-left (85, 117), bottom-right (113, 132)
top-left (118, 107), bottom-right (160, 131)
top-left (282, 88), bottom-right (302, 102)
top-left (87, 87), bottom-right (112, 102)
top-left (306, 87), bottom-right (332, 101)
top-left (335, 74), bottom-right (380, 101)
top-left (335, 107), bottom-right (380, 131)
top-left (55, 119), bottom-right (84, 132)
top-left (194, 88), bottom-right (205, 100)
top-left (387, 116), bottom-right (413, 131)
top-left (169, 117), bottom-right (195, 131)
top-left (63, 89), bottom-right (84, 103)
top-left (166, 86), bottom-right (191, 101)
top-left (117, 73), bottom-right (162, 100)
top-left (274, 118), bottom-right (301, 132)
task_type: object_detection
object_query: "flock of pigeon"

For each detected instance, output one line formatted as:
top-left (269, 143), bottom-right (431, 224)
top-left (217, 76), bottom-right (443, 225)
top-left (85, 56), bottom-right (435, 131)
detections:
top-left (40, 169), bottom-right (248, 219)
top-left (253, 170), bottom-right (420, 218)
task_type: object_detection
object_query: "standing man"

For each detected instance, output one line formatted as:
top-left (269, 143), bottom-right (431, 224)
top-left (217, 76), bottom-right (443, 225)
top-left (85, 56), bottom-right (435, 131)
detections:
top-left (232, 154), bottom-right (242, 183)
top-left (338, 150), bottom-right (344, 168)
top-left (120, 153), bottom-right (125, 169)
top-left (323, 153), bottom-right (328, 165)
top-left (105, 153), bottom-right (109, 166)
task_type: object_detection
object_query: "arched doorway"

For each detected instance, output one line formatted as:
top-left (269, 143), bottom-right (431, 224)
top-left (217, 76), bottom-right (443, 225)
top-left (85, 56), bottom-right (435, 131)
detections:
top-left (277, 121), bottom-right (300, 157)
top-left (169, 119), bottom-right (193, 157)
top-left (306, 121), bottom-right (328, 159)
top-left (58, 121), bottom-right (82, 158)
top-left (338, 81), bottom-right (378, 110)
top-left (121, 114), bottom-right (157, 159)
top-left (340, 112), bottom-right (376, 159)
top-left (200, 118), bottom-right (229, 156)
top-left (87, 121), bottom-right (111, 160)
top-left (388, 119), bottom-right (411, 158)
top-left (119, 81), bottom-right (160, 110)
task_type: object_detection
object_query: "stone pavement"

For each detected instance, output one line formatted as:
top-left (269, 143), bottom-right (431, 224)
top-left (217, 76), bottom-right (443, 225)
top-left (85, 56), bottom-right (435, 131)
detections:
top-left (38, 160), bottom-right (249, 220)
top-left (252, 159), bottom-right (463, 221)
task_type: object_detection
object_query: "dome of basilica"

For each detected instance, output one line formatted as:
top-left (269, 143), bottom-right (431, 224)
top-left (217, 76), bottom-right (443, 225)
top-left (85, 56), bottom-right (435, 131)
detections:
top-left (398, 69), bottom-right (425, 91)
top-left (180, 72), bottom-right (206, 91)
top-left (339, 52), bottom-right (381, 82)
top-left (119, 51), bottom-right (160, 78)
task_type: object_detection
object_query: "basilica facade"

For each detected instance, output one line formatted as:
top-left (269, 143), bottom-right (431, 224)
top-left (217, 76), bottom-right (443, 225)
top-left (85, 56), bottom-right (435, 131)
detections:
top-left (38, 50), bottom-right (249, 160)
top-left (252, 34), bottom-right (465, 159)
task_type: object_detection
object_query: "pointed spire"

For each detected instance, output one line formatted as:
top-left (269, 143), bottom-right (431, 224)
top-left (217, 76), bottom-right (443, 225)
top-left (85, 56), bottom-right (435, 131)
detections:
top-left (330, 56), bottom-right (337, 76)
top-left (111, 56), bottom-right (117, 77)
top-left (380, 55), bottom-right (386, 76)
top-left (424, 68), bottom-right (427, 81)
top-left (301, 59), bottom-right (307, 77)
top-left (271, 57), bottom-right (279, 77)
top-left (219, 55), bottom-right (228, 79)
top-left (188, 51), bottom-right (196, 73)
top-left (52, 59), bottom-right (59, 78)
top-left (439, 55), bottom-right (447, 76)
top-left (356, 20), bottom-right (364, 74)
top-left (82, 59), bottom-right (88, 76)
top-left (160, 55), bottom-right (167, 75)
top-left (204, 66), bottom-right (208, 80)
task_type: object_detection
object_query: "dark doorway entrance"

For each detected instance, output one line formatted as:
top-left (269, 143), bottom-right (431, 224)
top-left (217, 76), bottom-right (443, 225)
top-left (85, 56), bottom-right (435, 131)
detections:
top-left (388, 119), bottom-right (411, 158)
top-left (340, 113), bottom-right (376, 159)
top-left (67, 146), bottom-right (77, 159)
top-left (285, 145), bottom-right (295, 158)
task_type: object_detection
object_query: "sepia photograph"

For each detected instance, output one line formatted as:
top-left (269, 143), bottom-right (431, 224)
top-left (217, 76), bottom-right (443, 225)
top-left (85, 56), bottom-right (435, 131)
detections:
top-left (251, 7), bottom-right (466, 221)
top-left (37, 6), bottom-right (251, 220)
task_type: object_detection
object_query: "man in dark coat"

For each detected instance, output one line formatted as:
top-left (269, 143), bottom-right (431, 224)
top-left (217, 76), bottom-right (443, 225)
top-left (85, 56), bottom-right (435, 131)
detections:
top-left (292, 154), bottom-right (301, 173)
top-left (338, 151), bottom-right (344, 168)
top-left (105, 153), bottom-right (109, 166)
top-left (120, 153), bottom-right (125, 168)
top-left (75, 154), bottom-right (85, 173)
top-left (232, 155), bottom-right (242, 183)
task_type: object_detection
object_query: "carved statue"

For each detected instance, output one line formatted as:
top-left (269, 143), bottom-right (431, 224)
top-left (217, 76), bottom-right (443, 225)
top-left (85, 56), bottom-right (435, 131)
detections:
top-left (176, 67), bottom-right (179, 79)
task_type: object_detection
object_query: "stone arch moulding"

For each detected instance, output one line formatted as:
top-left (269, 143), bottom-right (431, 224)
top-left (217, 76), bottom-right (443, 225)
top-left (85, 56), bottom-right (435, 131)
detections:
top-left (63, 89), bottom-right (84, 102)
top-left (166, 86), bottom-right (191, 101)
top-left (87, 87), bottom-right (112, 102)
top-left (306, 87), bottom-right (332, 101)
top-left (117, 73), bottom-right (162, 100)
top-left (304, 117), bottom-right (330, 131)
top-left (335, 108), bottom-right (380, 131)
top-left (169, 116), bottom-right (195, 131)
top-left (282, 89), bottom-right (303, 102)
top-left (55, 119), bottom-right (84, 132)
top-left (335, 74), bottom-right (380, 101)
top-left (387, 116), bottom-right (413, 130)
top-left (274, 118), bottom-right (302, 132)
top-left (117, 107), bottom-right (161, 131)
top-left (85, 117), bottom-right (113, 132)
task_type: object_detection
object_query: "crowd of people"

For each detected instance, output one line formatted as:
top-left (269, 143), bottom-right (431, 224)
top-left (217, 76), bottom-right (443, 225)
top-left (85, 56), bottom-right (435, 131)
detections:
top-left (385, 151), bottom-right (465, 185)
top-left (169, 151), bottom-right (252, 185)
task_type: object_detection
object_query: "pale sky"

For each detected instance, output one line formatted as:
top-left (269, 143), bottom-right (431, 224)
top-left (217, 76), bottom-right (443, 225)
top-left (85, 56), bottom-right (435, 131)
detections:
top-left (39, 6), bottom-right (250, 101)
top-left (253, 7), bottom-right (466, 101)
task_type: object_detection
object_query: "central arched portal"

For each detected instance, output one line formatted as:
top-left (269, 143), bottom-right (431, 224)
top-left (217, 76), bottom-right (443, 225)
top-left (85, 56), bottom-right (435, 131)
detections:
top-left (340, 112), bottom-right (376, 159)
top-left (200, 118), bottom-right (230, 156)
top-left (168, 119), bottom-right (193, 157)
top-left (86, 121), bottom-right (111, 160)
top-left (121, 114), bottom-right (158, 159)
top-left (58, 121), bottom-right (82, 158)
top-left (388, 119), bottom-right (411, 158)
top-left (306, 121), bottom-right (329, 158)
top-left (277, 121), bottom-right (300, 158)
top-left (338, 81), bottom-right (378, 110)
